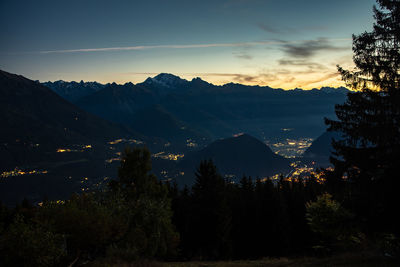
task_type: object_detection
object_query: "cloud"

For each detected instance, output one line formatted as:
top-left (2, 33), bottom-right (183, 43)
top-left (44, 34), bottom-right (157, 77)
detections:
top-left (197, 72), bottom-right (278, 84)
top-left (299, 72), bottom-right (340, 87)
top-left (280, 38), bottom-right (348, 58)
top-left (232, 74), bottom-right (259, 83)
top-left (258, 23), bottom-right (296, 34)
top-left (197, 69), bottom-right (340, 88)
top-left (38, 38), bottom-right (349, 56)
top-left (39, 41), bottom-right (279, 54)
top-left (278, 59), bottom-right (327, 70)
top-left (258, 23), bottom-right (329, 35)
top-left (232, 50), bottom-right (253, 60)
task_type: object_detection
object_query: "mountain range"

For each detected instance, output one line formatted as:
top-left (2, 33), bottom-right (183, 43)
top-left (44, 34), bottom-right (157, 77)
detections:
top-left (42, 80), bottom-right (105, 102)
top-left (0, 70), bottom-right (345, 205)
top-left (45, 73), bottom-right (348, 147)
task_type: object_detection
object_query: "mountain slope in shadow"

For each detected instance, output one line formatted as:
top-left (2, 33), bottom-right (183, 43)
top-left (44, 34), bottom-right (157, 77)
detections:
top-left (178, 134), bottom-right (291, 185)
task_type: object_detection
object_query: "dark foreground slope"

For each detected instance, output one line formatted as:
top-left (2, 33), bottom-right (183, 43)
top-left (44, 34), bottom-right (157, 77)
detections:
top-left (0, 70), bottom-right (136, 205)
top-left (0, 70), bottom-right (129, 147)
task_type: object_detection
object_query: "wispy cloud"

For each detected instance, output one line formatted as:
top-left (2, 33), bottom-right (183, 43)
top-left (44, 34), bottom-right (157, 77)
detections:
top-left (194, 72), bottom-right (277, 84)
top-left (299, 72), bottom-right (340, 87)
top-left (258, 23), bottom-right (296, 34)
top-left (38, 38), bottom-right (349, 54)
top-left (232, 50), bottom-right (253, 60)
top-left (258, 23), bottom-right (328, 35)
top-left (194, 69), bottom-right (340, 88)
top-left (39, 41), bottom-right (280, 54)
top-left (278, 59), bottom-right (327, 70)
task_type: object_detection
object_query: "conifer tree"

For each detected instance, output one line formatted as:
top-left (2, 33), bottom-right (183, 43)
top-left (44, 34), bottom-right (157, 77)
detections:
top-left (325, 0), bottom-right (400, 233)
top-left (108, 146), bottom-right (179, 259)
top-left (327, 0), bottom-right (400, 171)
top-left (190, 160), bottom-right (232, 259)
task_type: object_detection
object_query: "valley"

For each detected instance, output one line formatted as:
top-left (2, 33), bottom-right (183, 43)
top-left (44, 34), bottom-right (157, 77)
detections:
top-left (1, 70), bottom-right (343, 206)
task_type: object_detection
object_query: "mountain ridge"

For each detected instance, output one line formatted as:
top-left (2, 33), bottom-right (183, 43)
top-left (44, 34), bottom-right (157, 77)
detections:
top-left (177, 133), bottom-right (291, 185)
top-left (42, 73), bottom-right (350, 96)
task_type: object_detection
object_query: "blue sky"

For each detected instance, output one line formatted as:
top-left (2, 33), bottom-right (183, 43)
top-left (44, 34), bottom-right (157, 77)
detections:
top-left (0, 0), bottom-right (376, 88)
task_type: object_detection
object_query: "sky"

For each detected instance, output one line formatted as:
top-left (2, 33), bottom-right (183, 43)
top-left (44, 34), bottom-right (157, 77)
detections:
top-left (0, 0), bottom-right (376, 89)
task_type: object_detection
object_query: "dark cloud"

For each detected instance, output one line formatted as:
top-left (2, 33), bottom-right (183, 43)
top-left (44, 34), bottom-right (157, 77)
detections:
top-left (280, 38), bottom-right (347, 58)
top-left (278, 59), bottom-right (327, 70)
top-left (233, 74), bottom-right (258, 83)
top-left (230, 73), bottom-right (278, 84)
top-left (200, 72), bottom-right (276, 84)
top-left (233, 51), bottom-right (253, 60)
top-left (204, 73), bottom-right (260, 83)
top-left (257, 23), bottom-right (296, 34)
top-left (258, 23), bottom-right (329, 35)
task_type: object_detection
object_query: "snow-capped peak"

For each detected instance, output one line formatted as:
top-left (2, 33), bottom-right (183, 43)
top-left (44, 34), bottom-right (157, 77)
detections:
top-left (144, 73), bottom-right (189, 88)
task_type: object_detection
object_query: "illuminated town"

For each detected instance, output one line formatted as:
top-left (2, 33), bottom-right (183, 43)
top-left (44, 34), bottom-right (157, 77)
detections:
top-left (152, 151), bottom-right (185, 161)
top-left (266, 137), bottom-right (314, 158)
top-left (0, 168), bottom-right (48, 178)
top-left (56, 144), bottom-right (93, 153)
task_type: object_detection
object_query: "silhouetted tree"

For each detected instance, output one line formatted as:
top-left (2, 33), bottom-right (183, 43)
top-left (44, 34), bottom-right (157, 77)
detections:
top-left (111, 146), bottom-right (159, 198)
top-left (189, 160), bottom-right (232, 259)
top-left (37, 193), bottom-right (126, 263)
top-left (325, 0), bottom-right (400, 234)
top-left (306, 193), bottom-right (357, 253)
top-left (108, 146), bottom-right (179, 260)
top-left (0, 214), bottom-right (65, 267)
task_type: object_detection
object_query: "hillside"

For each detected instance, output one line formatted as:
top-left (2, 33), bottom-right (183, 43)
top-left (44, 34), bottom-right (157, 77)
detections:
top-left (0, 70), bottom-right (136, 205)
top-left (178, 134), bottom-right (291, 184)
top-left (0, 70), bottom-right (130, 147)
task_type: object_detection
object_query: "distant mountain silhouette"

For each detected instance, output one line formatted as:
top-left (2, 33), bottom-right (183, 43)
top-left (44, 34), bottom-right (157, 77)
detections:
top-left (63, 73), bottom-right (349, 143)
top-left (178, 134), bottom-right (291, 184)
top-left (76, 82), bottom-right (157, 124)
top-left (76, 81), bottom-right (209, 144)
top-left (0, 70), bottom-right (134, 169)
top-left (43, 80), bottom-right (105, 103)
top-left (130, 105), bottom-right (207, 143)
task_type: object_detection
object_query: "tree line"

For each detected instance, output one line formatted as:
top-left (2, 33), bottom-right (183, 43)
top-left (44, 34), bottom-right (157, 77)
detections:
top-left (0, 145), bottom-right (397, 266)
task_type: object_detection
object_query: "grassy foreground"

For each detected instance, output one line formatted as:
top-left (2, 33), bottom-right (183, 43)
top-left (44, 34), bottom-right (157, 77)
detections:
top-left (92, 253), bottom-right (398, 267)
